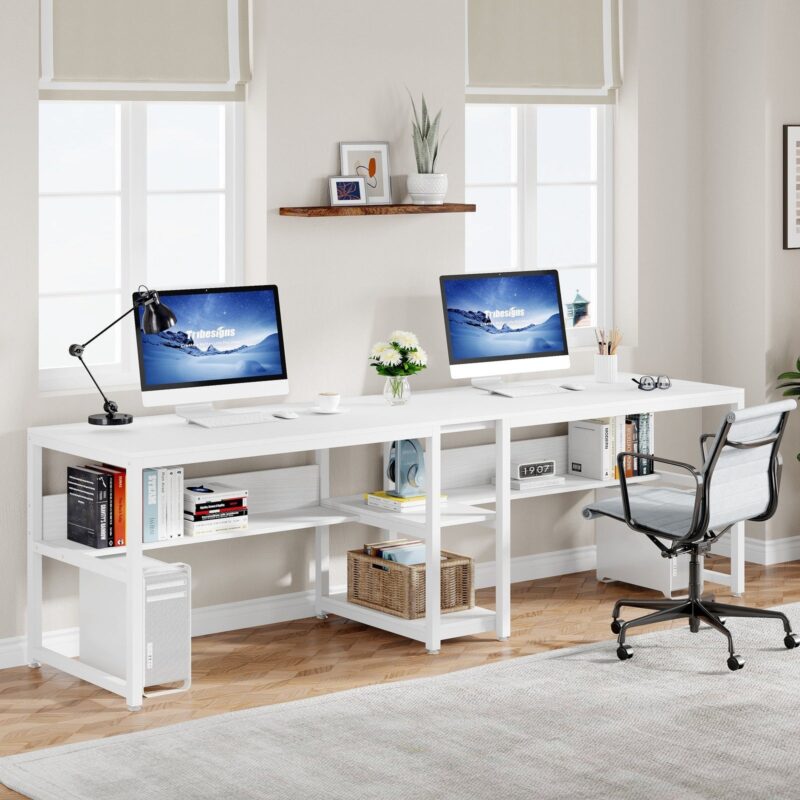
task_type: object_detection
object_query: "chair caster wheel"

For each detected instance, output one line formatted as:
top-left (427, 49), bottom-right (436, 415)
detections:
top-left (689, 619), bottom-right (700, 633)
top-left (610, 619), bottom-right (623, 634)
top-left (727, 654), bottom-right (745, 671)
top-left (784, 633), bottom-right (800, 649)
top-left (616, 644), bottom-right (633, 661)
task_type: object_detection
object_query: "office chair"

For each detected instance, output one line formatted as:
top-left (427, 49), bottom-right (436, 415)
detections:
top-left (583, 399), bottom-right (798, 671)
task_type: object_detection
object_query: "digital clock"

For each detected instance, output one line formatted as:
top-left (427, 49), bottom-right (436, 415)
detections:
top-left (511, 459), bottom-right (556, 481)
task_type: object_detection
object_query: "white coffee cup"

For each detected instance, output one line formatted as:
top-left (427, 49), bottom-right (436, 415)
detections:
top-left (317, 392), bottom-right (340, 412)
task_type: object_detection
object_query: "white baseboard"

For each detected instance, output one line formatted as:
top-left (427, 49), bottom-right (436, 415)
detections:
top-left (0, 627), bottom-right (79, 671)
top-left (0, 543), bottom-right (599, 671)
top-left (711, 535), bottom-right (800, 566)
top-left (474, 544), bottom-right (597, 589)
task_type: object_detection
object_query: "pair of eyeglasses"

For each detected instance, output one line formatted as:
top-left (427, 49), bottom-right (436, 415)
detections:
top-left (632, 375), bottom-right (671, 391)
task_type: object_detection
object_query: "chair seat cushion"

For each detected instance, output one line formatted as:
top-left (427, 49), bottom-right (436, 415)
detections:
top-left (583, 486), bottom-right (698, 539)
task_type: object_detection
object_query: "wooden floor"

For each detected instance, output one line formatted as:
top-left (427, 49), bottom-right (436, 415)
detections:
top-left (2, 557), bottom-right (799, 799)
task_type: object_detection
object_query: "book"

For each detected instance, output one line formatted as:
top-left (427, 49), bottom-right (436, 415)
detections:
top-left (142, 468), bottom-right (159, 543)
top-left (166, 466), bottom-right (184, 539)
top-left (363, 538), bottom-right (420, 556)
top-left (508, 475), bottom-right (566, 491)
top-left (191, 497), bottom-right (248, 513)
top-left (364, 490), bottom-right (447, 512)
top-left (157, 468), bottom-right (168, 541)
top-left (568, 419), bottom-right (613, 481)
top-left (67, 466), bottom-right (111, 548)
top-left (184, 482), bottom-right (249, 505)
top-left (184, 507), bottom-right (247, 522)
top-left (184, 516), bottom-right (248, 536)
top-left (99, 464), bottom-right (127, 547)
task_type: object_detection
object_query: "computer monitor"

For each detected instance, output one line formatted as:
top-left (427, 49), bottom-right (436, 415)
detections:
top-left (134, 285), bottom-right (288, 408)
top-left (439, 269), bottom-right (570, 381)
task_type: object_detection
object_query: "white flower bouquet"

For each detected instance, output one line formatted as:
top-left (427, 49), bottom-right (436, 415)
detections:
top-left (368, 331), bottom-right (428, 378)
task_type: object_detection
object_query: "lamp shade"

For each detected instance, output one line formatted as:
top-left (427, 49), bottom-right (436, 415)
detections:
top-left (141, 295), bottom-right (177, 334)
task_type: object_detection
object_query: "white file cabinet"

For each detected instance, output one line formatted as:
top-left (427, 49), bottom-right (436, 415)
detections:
top-left (594, 488), bottom-right (690, 598)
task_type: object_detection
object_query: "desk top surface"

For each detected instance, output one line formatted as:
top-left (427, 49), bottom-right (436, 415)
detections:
top-left (29, 374), bottom-right (743, 466)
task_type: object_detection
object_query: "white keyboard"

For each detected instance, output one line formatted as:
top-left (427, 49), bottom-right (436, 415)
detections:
top-left (486, 383), bottom-right (564, 399)
top-left (186, 412), bottom-right (277, 428)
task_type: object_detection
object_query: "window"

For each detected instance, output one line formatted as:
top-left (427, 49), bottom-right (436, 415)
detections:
top-left (465, 105), bottom-right (612, 347)
top-left (38, 101), bottom-right (243, 390)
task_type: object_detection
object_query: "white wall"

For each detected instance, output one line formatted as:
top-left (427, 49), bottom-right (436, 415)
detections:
top-left (2, 0), bottom-right (787, 643)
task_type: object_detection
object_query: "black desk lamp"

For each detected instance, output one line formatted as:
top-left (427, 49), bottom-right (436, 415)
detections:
top-left (69, 286), bottom-right (176, 426)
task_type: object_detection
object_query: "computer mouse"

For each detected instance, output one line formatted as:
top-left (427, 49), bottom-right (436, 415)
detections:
top-left (561, 383), bottom-right (586, 391)
top-left (273, 410), bottom-right (299, 419)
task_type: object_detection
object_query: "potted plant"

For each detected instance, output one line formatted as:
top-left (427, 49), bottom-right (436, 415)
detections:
top-left (778, 357), bottom-right (800, 459)
top-left (369, 331), bottom-right (428, 405)
top-left (407, 92), bottom-right (447, 205)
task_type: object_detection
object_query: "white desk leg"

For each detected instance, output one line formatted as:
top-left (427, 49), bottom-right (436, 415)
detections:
top-left (424, 431), bottom-right (442, 655)
top-left (26, 438), bottom-right (43, 669)
top-left (125, 465), bottom-right (145, 711)
top-left (314, 449), bottom-right (331, 619)
top-left (494, 419), bottom-right (511, 641)
top-left (730, 395), bottom-right (746, 597)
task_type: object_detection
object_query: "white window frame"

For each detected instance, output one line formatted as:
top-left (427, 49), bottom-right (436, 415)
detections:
top-left (39, 100), bottom-right (244, 393)
top-left (465, 104), bottom-right (613, 349)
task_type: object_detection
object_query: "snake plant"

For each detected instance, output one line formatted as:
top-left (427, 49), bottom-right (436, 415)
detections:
top-left (409, 91), bottom-right (443, 174)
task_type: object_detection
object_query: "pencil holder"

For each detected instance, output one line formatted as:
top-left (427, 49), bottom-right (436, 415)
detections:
top-left (594, 354), bottom-right (618, 383)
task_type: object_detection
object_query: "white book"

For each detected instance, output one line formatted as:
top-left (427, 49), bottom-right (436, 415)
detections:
top-left (509, 475), bottom-right (566, 491)
top-left (568, 419), bottom-right (612, 481)
top-left (157, 467), bottom-right (168, 541)
top-left (184, 481), bottom-right (248, 507)
top-left (184, 516), bottom-right (248, 536)
top-left (168, 466), bottom-right (185, 539)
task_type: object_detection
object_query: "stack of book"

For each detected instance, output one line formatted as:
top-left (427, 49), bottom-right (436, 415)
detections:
top-left (67, 463), bottom-right (127, 549)
top-left (183, 481), bottom-right (248, 536)
top-left (364, 539), bottom-right (441, 565)
top-left (568, 413), bottom-right (655, 481)
top-left (142, 467), bottom-right (185, 543)
top-left (363, 490), bottom-right (447, 513)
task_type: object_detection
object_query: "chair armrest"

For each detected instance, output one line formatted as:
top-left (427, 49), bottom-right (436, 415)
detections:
top-left (699, 433), bottom-right (716, 461)
top-left (616, 452), bottom-right (704, 539)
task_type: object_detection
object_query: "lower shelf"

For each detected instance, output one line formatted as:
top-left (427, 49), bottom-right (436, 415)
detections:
top-left (320, 592), bottom-right (497, 643)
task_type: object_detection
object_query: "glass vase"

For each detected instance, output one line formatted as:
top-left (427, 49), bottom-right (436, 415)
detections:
top-left (383, 376), bottom-right (411, 406)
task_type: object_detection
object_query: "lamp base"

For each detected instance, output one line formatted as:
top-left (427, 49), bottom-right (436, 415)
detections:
top-left (88, 412), bottom-right (133, 426)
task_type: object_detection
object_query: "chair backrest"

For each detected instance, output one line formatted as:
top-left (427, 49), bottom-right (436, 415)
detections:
top-left (701, 399), bottom-right (796, 531)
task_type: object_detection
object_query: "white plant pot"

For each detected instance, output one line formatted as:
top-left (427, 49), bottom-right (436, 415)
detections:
top-left (407, 173), bottom-right (448, 205)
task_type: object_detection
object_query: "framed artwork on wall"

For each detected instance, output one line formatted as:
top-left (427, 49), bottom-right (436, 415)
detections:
top-left (329, 176), bottom-right (367, 206)
top-left (784, 124), bottom-right (800, 249)
top-left (339, 142), bottom-right (391, 205)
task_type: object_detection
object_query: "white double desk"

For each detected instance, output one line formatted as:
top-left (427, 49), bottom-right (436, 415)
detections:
top-left (27, 374), bottom-right (744, 708)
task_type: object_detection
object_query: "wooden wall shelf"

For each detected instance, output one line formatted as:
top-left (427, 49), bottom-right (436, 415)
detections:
top-left (279, 203), bottom-right (476, 217)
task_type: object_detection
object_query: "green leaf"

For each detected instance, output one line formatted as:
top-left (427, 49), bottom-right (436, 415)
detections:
top-left (778, 371), bottom-right (800, 380)
top-left (777, 383), bottom-right (800, 390)
top-left (782, 387), bottom-right (800, 396)
top-left (421, 95), bottom-right (429, 137)
top-left (796, 355), bottom-right (800, 373)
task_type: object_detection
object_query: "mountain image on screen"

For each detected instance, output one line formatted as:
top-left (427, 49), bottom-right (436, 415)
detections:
top-left (141, 330), bottom-right (283, 384)
top-left (443, 274), bottom-right (566, 361)
top-left (138, 289), bottom-right (284, 386)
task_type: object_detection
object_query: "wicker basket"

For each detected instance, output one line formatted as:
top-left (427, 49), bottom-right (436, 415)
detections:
top-left (347, 549), bottom-right (474, 619)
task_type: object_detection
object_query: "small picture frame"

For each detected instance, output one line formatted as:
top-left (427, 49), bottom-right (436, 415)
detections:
top-left (329, 176), bottom-right (367, 207)
top-left (339, 142), bottom-right (392, 205)
top-left (784, 125), bottom-right (800, 249)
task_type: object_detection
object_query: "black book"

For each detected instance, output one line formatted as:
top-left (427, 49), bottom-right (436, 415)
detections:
top-left (67, 466), bottom-right (111, 548)
top-left (189, 497), bottom-right (247, 513)
top-left (183, 508), bottom-right (248, 522)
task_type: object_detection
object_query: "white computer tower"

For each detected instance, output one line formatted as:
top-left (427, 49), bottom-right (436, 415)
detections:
top-left (79, 558), bottom-right (191, 694)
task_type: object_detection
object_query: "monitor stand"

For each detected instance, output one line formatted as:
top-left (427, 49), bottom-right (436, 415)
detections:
top-left (470, 377), bottom-right (562, 398)
top-left (174, 403), bottom-right (225, 423)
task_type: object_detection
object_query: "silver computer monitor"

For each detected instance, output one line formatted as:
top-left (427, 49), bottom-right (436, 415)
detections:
top-left (439, 270), bottom-right (570, 382)
top-left (133, 285), bottom-right (288, 408)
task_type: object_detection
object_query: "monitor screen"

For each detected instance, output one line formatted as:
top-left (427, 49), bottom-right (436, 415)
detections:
top-left (134, 285), bottom-right (287, 393)
top-left (440, 270), bottom-right (569, 365)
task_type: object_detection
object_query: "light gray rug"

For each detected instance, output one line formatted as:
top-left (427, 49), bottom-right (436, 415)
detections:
top-left (4, 603), bottom-right (800, 800)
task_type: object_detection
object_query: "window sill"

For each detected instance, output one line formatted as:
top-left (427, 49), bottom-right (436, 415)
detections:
top-left (38, 382), bottom-right (141, 399)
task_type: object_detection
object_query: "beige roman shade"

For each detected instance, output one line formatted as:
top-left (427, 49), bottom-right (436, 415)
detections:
top-left (40, 0), bottom-right (251, 100)
top-left (467, 0), bottom-right (621, 104)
